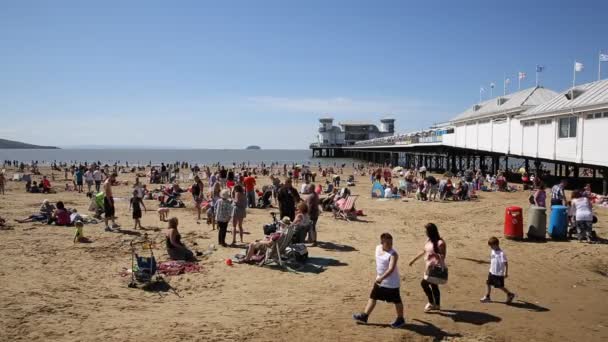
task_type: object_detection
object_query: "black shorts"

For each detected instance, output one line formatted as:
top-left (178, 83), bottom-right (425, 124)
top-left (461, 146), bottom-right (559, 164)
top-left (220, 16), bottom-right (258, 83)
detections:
top-left (369, 284), bottom-right (402, 304)
top-left (104, 197), bottom-right (115, 218)
top-left (487, 273), bottom-right (505, 288)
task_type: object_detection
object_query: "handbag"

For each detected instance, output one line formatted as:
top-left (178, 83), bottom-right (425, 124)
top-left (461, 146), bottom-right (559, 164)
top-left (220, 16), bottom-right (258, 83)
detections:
top-left (424, 263), bottom-right (448, 285)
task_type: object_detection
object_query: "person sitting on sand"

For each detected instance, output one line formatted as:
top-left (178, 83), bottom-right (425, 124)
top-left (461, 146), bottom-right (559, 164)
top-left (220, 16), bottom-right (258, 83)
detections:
top-left (49, 201), bottom-right (71, 226)
top-left (240, 217), bottom-right (292, 262)
top-left (41, 176), bottom-right (52, 193)
top-left (165, 217), bottom-right (196, 261)
top-left (16, 199), bottom-right (55, 223)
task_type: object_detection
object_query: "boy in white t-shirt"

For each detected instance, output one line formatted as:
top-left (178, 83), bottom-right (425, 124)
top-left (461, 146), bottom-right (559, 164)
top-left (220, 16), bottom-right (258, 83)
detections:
top-left (353, 233), bottom-right (406, 328)
top-left (480, 237), bottom-right (515, 304)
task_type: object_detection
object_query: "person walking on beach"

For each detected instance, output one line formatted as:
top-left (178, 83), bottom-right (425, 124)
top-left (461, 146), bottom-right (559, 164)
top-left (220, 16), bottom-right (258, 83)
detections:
top-left (551, 179), bottom-right (567, 206)
top-left (231, 184), bottom-right (247, 245)
top-left (480, 237), bottom-right (516, 304)
top-left (303, 184), bottom-right (319, 246)
top-left (353, 233), bottom-right (406, 328)
top-left (84, 168), bottom-right (94, 193)
top-left (409, 223), bottom-right (447, 312)
top-left (192, 175), bottom-right (205, 221)
top-left (214, 189), bottom-right (233, 247)
top-left (243, 172), bottom-right (256, 208)
top-left (93, 168), bottom-right (103, 192)
top-left (277, 178), bottom-right (300, 221)
top-left (129, 189), bottom-right (147, 229)
top-left (103, 172), bottom-right (119, 232)
top-left (74, 167), bottom-right (84, 193)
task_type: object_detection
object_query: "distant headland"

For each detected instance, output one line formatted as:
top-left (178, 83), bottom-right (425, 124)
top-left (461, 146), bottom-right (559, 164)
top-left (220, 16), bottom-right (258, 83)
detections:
top-left (245, 145), bottom-right (261, 150)
top-left (0, 138), bottom-right (59, 149)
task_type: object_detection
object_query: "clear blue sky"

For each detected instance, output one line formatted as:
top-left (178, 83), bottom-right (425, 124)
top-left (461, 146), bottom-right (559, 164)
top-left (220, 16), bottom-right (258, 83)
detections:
top-left (1, 0), bottom-right (607, 148)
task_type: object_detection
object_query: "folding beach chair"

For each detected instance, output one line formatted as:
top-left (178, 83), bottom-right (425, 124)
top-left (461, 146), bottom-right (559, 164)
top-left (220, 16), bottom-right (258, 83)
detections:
top-left (260, 225), bottom-right (296, 267)
top-left (334, 195), bottom-right (359, 221)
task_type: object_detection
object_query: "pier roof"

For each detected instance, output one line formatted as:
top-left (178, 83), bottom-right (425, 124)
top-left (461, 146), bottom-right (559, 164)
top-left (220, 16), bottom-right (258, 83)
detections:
top-left (450, 86), bottom-right (558, 123)
top-left (521, 79), bottom-right (608, 118)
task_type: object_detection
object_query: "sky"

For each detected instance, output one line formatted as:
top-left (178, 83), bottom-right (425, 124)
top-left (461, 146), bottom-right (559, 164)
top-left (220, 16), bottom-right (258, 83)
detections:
top-left (1, 0), bottom-right (607, 149)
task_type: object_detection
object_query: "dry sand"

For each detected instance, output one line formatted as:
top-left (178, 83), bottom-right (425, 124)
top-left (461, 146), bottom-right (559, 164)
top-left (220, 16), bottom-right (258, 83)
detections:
top-left (0, 167), bottom-right (607, 342)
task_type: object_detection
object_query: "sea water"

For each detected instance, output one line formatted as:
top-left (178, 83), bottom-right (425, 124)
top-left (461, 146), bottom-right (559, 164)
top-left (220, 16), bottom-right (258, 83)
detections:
top-left (0, 149), bottom-right (354, 166)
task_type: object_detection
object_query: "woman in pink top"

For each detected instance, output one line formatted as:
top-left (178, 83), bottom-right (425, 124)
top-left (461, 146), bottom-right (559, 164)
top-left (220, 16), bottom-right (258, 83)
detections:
top-left (409, 223), bottom-right (447, 312)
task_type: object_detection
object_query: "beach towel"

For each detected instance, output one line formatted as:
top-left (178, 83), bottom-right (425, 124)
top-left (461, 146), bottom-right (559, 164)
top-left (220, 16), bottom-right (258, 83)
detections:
top-left (157, 261), bottom-right (201, 276)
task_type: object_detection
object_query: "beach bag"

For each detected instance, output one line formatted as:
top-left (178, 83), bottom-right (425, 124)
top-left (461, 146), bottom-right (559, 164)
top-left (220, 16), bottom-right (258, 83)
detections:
top-left (528, 193), bottom-right (535, 205)
top-left (287, 244), bottom-right (308, 263)
top-left (424, 264), bottom-right (448, 285)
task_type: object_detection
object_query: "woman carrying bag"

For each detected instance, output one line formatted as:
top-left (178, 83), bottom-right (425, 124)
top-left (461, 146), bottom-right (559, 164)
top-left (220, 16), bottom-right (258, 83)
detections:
top-left (409, 223), bottom-right (447, 313)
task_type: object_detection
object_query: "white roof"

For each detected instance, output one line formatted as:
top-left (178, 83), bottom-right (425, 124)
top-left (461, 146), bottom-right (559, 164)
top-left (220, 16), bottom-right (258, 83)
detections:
top-left (339, 121), bottom-right (376, 126)
top-left (522, 79), bottom-right (608, 118)
top-left (450, 87), bottom-right (558, 123)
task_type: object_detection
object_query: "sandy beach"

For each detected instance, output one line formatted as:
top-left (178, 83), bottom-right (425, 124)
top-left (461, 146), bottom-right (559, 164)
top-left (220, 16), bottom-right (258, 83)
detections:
top-left (0, 167), bottom-right (607, 342)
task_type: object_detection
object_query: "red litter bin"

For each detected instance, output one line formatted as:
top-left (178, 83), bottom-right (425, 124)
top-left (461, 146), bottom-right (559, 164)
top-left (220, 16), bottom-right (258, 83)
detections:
top-left (504, 206), bottom-right (523, 240)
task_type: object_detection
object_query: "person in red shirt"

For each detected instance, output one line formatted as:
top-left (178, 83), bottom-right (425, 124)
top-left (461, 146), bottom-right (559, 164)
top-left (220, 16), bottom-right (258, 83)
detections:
top-left (42, 176), bottom-right (52, 193)
top-left (243, 172), bottom-right (257, 208)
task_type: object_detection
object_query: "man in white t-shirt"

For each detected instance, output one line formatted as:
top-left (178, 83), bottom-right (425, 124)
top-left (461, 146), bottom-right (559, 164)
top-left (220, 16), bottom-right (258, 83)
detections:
top-left (353, 233), bottom-right (405, 328)
top-left (480, 237), bottom-right (515, 303)
top-left (93, 169), bottom-right (103, 192)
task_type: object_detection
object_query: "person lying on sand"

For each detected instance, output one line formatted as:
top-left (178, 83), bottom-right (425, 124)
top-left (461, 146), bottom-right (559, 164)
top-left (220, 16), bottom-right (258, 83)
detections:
top-left (15, 199), bottom-right (55, 223)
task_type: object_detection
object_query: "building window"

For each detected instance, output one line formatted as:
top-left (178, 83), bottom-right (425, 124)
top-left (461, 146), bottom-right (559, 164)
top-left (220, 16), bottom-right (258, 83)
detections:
top-left (595, 112), bottom-right (603, 119)
top-left (603, 112), bottom-right (608, 118)
top-left (587, 114), bottom-right (594, 119)
top-left (538, 119), bottom-right (551, 125)
top-left (559, 117), bottom-right (577, 138)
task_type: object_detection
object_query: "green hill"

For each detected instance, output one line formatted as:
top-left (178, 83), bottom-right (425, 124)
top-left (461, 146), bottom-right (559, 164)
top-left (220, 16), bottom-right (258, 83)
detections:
top-left (0, 138), bottom-right (59, 149)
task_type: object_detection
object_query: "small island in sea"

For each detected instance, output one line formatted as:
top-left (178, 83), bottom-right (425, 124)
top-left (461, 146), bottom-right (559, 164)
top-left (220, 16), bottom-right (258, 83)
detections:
top-left (245, 145), bottom-right (261, 150)
top-left (0, 138), bottom-right (59, 149)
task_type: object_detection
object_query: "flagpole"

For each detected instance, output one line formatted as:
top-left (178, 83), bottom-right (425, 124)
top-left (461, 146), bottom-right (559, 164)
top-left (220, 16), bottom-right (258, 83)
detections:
top-left (503, 73), bottom-right (506, 96)
top-left (599, 50), bottom-right (602, 81)
top-left (573, 61), bottom-right (576, 89)
top-left (518, 75), bottom-right (521, 91)
top-left (536, 68), bottom-right (539, 87)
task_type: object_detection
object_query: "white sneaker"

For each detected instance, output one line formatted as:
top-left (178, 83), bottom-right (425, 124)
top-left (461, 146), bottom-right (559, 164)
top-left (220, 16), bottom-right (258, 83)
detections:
top-left (480, 296), bottom-right (491, 303)
top-left (424, 303), bottom-right (434, 313)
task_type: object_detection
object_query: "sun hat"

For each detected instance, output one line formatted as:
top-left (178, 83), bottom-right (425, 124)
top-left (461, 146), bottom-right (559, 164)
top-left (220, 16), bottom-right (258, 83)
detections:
top-left (43, 199), bottom-right (49, 204)
top-left (281, 217), bottom-right (292, 225)
top-left (220, 189), bottom-right (231, 200)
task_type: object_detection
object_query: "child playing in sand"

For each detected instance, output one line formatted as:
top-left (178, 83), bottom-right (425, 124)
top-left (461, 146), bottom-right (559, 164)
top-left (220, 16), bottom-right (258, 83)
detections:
top-left (480, 237), bottom-right (515, 304)
top-left (157, 207), bottom-right (169, 222)
top-left (353, 233), bottom-right (406, 328)
top-left (129, 190), bottom-right (147, 229)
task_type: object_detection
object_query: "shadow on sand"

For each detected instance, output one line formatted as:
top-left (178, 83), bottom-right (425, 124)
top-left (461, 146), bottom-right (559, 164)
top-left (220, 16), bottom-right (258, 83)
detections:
top-left (364, 319), bottom-right (462, 339)
top-left (507, 300), bottom-right (550, 312)
top-left (316, 241), bottom-right (358, 252)
top-left (280, 256), bottom-right (348, 274)
top-left (431, 310), bottom-right (501, 325)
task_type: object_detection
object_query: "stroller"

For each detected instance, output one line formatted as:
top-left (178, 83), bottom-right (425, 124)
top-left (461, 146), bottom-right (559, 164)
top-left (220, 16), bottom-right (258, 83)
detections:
top-left (257, 188), bottom-right (273, 209)
top-left (263, 212), bottom-right (280, 235)
top-left (87, 192), bottom-right (105, 219)
top-left (128, 235), bottom-right (160, 288)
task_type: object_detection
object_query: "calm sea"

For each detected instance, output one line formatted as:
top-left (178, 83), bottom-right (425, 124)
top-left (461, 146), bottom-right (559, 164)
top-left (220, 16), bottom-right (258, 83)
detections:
top-left (0, 149), bottom-right (354, 166)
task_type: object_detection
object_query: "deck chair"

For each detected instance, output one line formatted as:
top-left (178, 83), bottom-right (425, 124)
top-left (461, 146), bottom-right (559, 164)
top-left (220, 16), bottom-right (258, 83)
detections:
top-left (334, 195), bottom-right (359, 221)
top-left (260, 225), bottom-right (296, 267)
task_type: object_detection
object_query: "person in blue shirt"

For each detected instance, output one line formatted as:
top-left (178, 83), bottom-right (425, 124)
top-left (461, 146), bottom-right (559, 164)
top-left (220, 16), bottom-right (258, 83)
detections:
top-left (74, 168), bottom-right (84, 193)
